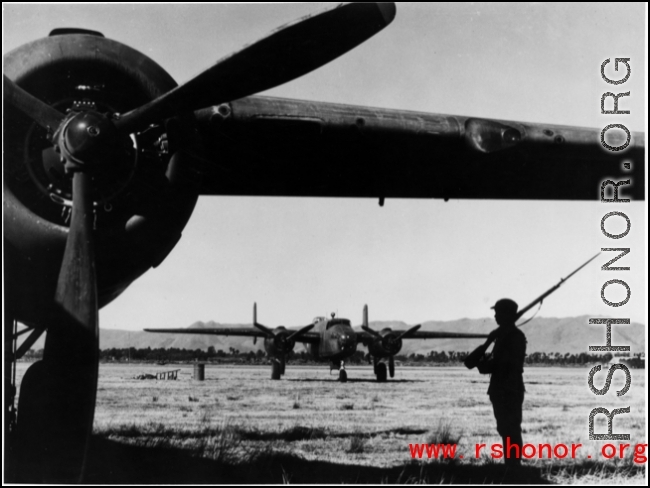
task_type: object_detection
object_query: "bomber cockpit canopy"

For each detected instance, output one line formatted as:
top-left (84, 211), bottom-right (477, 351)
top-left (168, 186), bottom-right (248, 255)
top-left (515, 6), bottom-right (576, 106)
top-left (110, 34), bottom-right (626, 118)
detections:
top-left (326, 318), bottom-right (351, 329)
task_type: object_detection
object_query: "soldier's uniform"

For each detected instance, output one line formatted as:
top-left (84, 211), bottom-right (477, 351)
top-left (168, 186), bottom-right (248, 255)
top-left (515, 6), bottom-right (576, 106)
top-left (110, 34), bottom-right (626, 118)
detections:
top-left (478, 299), bottom-right (527, 466)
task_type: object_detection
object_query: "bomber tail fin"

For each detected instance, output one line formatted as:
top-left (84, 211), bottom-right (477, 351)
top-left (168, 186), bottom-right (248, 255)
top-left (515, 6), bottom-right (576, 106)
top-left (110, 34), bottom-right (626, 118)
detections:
top-left (253, 302), bottom-right (258, 344)
top-left (252, 302), bottom-right (275, 341)
top-left (363, 304), bottom-right (368, 328)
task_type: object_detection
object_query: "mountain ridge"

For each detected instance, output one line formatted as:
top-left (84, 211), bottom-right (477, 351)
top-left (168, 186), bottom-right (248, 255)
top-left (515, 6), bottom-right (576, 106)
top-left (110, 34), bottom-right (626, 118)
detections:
top-left (24, 316), bottom-right (645, 355)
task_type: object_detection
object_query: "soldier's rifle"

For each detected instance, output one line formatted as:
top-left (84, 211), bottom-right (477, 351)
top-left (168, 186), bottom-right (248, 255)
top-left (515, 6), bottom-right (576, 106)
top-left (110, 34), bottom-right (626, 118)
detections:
top-left (464, 252), bottom-right (601, 369)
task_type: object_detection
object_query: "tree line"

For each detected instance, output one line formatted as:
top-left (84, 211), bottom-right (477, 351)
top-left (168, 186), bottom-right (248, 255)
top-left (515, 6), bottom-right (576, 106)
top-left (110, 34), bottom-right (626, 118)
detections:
top-left (404, 350), bottom-right (616, 366)
top-left (21, 347), bottom-right (618, 366)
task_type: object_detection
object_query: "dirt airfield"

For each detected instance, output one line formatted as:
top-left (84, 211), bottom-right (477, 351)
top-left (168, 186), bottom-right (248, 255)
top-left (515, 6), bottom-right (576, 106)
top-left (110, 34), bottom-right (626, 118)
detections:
top-left (14, 362), bottom-right (646, 484)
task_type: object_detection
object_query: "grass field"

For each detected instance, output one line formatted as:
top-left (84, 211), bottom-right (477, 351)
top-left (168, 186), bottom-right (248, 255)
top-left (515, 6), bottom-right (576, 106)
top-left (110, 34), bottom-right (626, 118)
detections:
top-left (13, 362), bottom-right (647, 484)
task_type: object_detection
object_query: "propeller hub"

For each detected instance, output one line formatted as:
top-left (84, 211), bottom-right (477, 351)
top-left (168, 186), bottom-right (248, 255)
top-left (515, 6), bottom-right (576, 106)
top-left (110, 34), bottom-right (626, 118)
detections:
top-left (59, 110), bottom-right (120, 173)
top-left (273, 333), bottom-right (295, 354)
top-left (381, 334), bottom-right (402, 356)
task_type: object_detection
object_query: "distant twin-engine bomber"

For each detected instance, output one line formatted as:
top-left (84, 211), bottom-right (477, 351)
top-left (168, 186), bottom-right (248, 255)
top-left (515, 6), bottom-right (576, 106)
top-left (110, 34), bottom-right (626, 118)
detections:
top-left (145, 304), bottom-right (488, 382)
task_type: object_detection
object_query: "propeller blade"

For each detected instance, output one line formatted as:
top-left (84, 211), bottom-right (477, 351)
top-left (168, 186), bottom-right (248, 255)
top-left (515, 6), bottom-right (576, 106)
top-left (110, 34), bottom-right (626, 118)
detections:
top-left (3, 75), bottom-right (64, 134)
top-left (362, 325), bottom-right (382, 339)
top-left (253, 322), bottom-right (275, 338)
top-left (54, 172), bottom-right (98, 331)
top-left (397, 324), bottom-right (421, 340)
top-left (115, 2), bottom-right (396, 134)
top-left (287, 324), bottom-right (314, 342)
top-left (13, 328), bottom-right (45, 362)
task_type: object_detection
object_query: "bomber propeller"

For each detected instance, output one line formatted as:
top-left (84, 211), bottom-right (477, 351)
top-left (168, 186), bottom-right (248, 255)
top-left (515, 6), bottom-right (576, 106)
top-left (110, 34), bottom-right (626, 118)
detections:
top-left (361, 302), bottom-right (422, 355)
top-left (362, 324), bottom-right (422, 355)
top-left (253, 304), bottom-right (315, 353)
top-left (3, 3), bottom-right (395, 481)
top-left (3, 75), bottom-right (64, 134)
top-left (5, 1), bottom-right (396, 331)
top-left (114, 2), bottom-right (396, 134)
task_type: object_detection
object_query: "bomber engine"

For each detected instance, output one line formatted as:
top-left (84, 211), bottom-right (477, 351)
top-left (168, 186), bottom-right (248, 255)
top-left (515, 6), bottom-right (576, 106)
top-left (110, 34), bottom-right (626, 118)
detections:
top-left (4, 31), bottom-right (199, 324)
top-left (360, 305), bottom-right (421, 381)
top-left (4, 6), bottom-right (397, 482)
top-left (252, 303), bottom-right (314, 379)
top-left (365, 328), bottom-right (403, 358)
top-left (263, 327), bottom-right (298, 357)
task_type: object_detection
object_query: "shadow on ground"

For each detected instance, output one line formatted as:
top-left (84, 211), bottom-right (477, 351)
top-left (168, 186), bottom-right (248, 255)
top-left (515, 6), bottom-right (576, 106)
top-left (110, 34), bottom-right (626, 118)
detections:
top-left (239, 426), bottom-right (429, 441)
top-left (285, 378), bottom-right (422, 383)
top-left (83, 436), bottom-right (552, 484)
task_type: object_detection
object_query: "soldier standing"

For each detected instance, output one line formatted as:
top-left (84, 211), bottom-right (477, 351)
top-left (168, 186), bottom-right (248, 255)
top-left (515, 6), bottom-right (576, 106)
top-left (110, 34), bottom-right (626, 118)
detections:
top-left (463, 256), bottom-right (600, 465)
top-left (476, 298), bottom-right (527, 466)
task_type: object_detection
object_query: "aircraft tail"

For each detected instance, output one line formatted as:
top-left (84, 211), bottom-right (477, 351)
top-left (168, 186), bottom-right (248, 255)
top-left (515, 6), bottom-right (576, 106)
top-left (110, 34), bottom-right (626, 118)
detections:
top-left (363, 304), bottom-right (368, 328)
top-left (254, 302), bottom-right (257, 325)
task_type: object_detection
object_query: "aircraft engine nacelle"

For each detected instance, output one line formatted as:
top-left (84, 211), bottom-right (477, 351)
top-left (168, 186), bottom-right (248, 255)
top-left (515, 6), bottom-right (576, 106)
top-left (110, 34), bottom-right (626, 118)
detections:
top-left (263, 327), bottom-right (296, 356)
top-left (367, 328), bottom-right (403, 358)
top-left (4, 32), bottom-right (199, 324)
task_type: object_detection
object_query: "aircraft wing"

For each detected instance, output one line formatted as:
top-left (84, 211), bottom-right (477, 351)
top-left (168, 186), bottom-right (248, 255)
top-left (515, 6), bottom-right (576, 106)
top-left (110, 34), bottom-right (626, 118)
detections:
top-left (192, 96), bottom-right (644, 201)
top-left (145, 327), bottom-right (263, 337)
top-left (286, 332), bottom-right (320, 345)
top-left (355, 329), bottom-right (488, 342)
top-left (397, 330), bottom-right (487, 340)
top-left (144, 327), bottom-right (321, 344)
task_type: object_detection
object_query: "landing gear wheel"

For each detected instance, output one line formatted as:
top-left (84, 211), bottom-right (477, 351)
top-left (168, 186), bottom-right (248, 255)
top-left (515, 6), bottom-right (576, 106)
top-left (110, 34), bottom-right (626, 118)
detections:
top-left (14, 323), bottom-right (98, 483)
top-left (339, 369), bottom-right (348, 382)
top-left (271, 360), bottom-right (282, 380)
top-left (376, 362), bottom-right (387, 382)
top-left (389, 357), bottom-right (395, 378)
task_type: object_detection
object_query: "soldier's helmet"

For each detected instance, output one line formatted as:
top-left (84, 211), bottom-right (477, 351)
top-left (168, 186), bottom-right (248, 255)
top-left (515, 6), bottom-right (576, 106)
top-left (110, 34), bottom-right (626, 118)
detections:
top-left (491, 298), bottom-right (518, 318)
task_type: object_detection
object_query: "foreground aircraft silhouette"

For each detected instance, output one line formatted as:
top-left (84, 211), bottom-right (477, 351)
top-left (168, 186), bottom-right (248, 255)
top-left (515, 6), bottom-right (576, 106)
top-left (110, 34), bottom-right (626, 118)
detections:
top-left (145, 304), bottom-right (488, 382)
top-left (3, 2), bottom-right (644, 483)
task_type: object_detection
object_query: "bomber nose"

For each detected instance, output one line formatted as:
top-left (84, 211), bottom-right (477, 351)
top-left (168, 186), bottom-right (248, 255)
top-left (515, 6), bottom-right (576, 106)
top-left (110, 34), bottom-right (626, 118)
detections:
top-left (338, 332), bottom-right (357, 353)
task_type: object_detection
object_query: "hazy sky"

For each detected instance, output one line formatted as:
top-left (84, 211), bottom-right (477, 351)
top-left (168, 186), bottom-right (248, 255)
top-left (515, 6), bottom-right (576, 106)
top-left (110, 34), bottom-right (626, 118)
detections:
top-left (3, 3), bottom-right (647, 330)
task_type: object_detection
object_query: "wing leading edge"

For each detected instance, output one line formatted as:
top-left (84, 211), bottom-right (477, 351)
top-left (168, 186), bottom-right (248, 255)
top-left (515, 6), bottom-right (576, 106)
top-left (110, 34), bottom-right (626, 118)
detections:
top-left (355, 329), bottom-right (489, 342)
top-left (144, 327), bottom-right (321, 344)
top-left (192, 96), bottom-right (644, 201)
